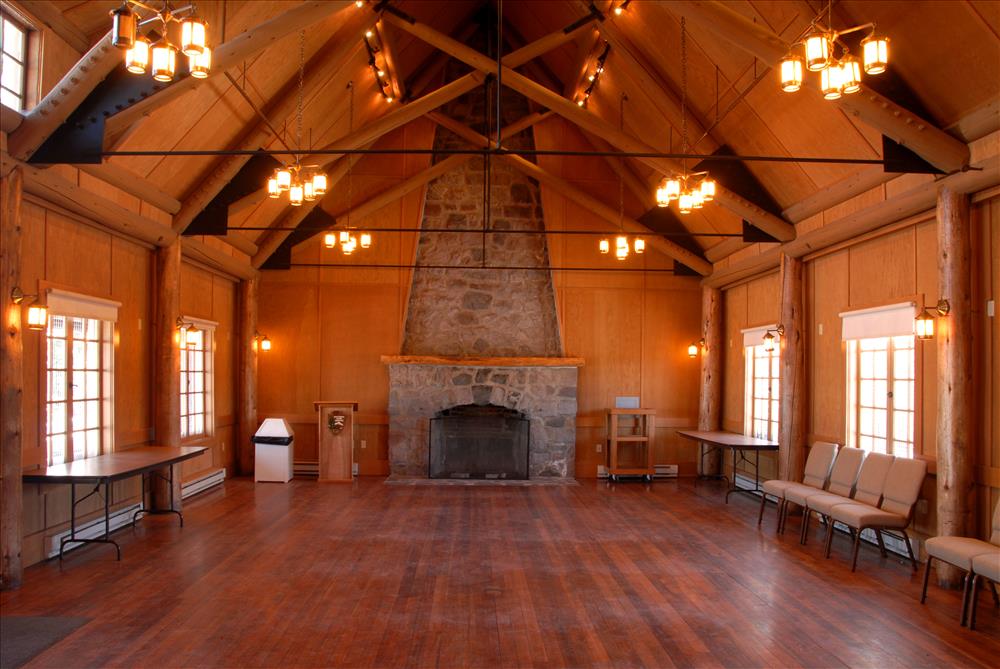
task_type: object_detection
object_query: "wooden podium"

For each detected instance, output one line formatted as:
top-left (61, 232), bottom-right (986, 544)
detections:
top-left (314, 401), bottom-right (358, 482)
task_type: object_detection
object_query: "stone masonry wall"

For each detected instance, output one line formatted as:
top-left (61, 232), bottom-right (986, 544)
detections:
top-left (388, 364), bottom-right (577, 478)
top-left (401, 87), bottom-right (562, 357)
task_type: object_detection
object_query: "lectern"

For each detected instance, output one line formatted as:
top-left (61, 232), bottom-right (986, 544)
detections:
top-left (313, 401), bottom-right (358, 482)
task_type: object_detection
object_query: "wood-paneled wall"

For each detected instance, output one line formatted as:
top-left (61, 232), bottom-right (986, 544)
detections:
top-left (720, 194), bottom-right (1000, 541)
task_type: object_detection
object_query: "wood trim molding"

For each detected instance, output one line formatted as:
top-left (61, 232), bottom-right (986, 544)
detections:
top-left (381, 355), bottom-right (586, 367)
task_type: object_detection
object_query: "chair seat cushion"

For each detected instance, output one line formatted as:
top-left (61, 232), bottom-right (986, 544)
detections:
top-left (972, 551), bottom-right (1000, 582)
top-left (784, 484), bottom-right (832, 507)
top-left (802, 491), bottom-right (853, 515)
top-left (763, 479), bottom-right (820, 499)
top-left (926, 537), bottom-right (998, 571)
top-left (828, 502), bottom-right (907, 529)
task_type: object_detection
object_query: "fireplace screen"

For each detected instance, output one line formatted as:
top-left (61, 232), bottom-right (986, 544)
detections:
top-left (429, 404), bottom-right (529, 479)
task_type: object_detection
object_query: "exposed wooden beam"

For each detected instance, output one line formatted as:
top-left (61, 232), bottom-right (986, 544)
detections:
top-left (0, 108), bottom-right (23, 134)
top-left (152, 240), bottom-right (181, 511)
top-left (376, 20), bottom-right (405, 101)
top-left (697, 286), bottom-right (722, 475)
top-left (582, 132), bottom-right (656, 209)
top-left (7, 32), bottom-right (118, 161)
top-left (237, 278), bottom-right (258, 476)
top-left (1, 166), bottom-right (24, 590)
top-left (385, 15), bottom-right (795, 243)
top-left (17, 1), bottom-right (91, 53)
top-left (173, 9), bottom-right (375, 234)
top-left (669, 0), bottom-right (970, 173)
top-left (104, 1), bottom-right (358, 139)
top-left (777, 255), bottom-right (806, 483)
top-left (181, 238), bottom-right (258, 280)
top-left (563, 27), bottom-right (602, 99)
top-left (703, 133), bottom-right (1000, 288)
top-left (79, 163), bottom-right (182, 214)
top-left (426, 110), bottom-right (553, 147)
top-left (220, 232), bottom-right (258, 257)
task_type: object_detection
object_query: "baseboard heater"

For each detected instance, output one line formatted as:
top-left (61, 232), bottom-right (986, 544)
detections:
top-left (293, 461), bottom-right (358, 477)
top-left (46, 468), bottom-right (226, 559)
top-left (741, 473), bottom-right (921, 561)
top-left (598, 464), bottom-right (678, 479)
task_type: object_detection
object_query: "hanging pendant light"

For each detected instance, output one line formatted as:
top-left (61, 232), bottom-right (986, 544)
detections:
top-left (678, 192), bottom-right (693, 215)
top-left (324, 232), bottom-right (337, 249)
top-left (289, 180), bottom-right (304, 207)
top-left (360, 233), bottom-right (372, 249)
top-left (312, 172), bottom-right (328, 196)
top-left (861, 34), bottom-right (889, 74)
top-left (189, 47), bottom-right (211, 79)
top-left (820, 65), bottom-right (842, 100)
top-left (599, 238), bottom-right (610, 254)
top-left (633, 238), bottom-right (645, 254)
top-left (700, 178), bottom-right (716, 201)
top-left (180, 14), bottom-right (208, 56)
top-left (779, 53), bottom-right (804, 92)
top-left (267, 177), bottom-right (280, 199)
top-left (303, 181), bottom-right (315, 202)
top-left (840, 55), bottom-right (862, 94)
top-left (110, 4), bottom-right (136, 50)
top-left (615, 236), bottom-right (629, 260)
top-left (150, 38), bottom-right (177, 82)
top-left (804, 31), bottom-right (832, 71)
top-left (125, 35), bottom-right (150, 74)
top-left (276, 168), bottom-right (292, 191)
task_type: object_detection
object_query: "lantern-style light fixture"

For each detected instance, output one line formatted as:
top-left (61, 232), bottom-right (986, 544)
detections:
top-left (777, 5), bottom-right (888, 100)
top-left (762, 325), bottom-right (785, 353)
top-left (255, 332), bottom-right (272, 352)
top-left (687, 338), bottom-right (705, 358)
top-left (599, 238), bottom-right (610, 254)
top-left (915, 299), bottom-right (950, 340)
top-left (111, 2), bottom-right (211, 82)
top-left (10, 287), bottom-right (48, 332)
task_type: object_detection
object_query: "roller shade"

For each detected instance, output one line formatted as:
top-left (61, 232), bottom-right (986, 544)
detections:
top-left (46, 288), bottom-right (121, 322)
top-left (840, 302), bottom-right (915, 340)
top-left (742, 324), bottom-right (777, 348)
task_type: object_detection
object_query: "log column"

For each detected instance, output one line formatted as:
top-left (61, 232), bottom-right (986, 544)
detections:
top-left (935, 187), bottom-right (974, 587)
top-left (1, 168), bottom-right (24, 589)
top-left (237, 278), bottom-right (258, 476)
top-left (153, 241), bottom-right (181, 510)
top-left (698, 286), bottom-right (723, 476)
top-left (778, 254), bottom-right (806, 482)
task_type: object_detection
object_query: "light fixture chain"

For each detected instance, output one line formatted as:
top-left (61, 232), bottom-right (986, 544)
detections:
top-left (296, 29), bottom-right (305, 162)
top-left (680, 16), bottom-right (688, 162)
top-left (347, 81), bottom-right (354, 227)
top-left (619, 92), bottom-right (626, 232)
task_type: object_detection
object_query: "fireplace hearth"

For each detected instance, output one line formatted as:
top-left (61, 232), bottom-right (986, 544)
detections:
top-left (429, 405), bottom-right (529, 479)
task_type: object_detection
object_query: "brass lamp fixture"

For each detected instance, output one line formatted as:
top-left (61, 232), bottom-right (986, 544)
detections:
top-left (10, 287), bottom-right (48, 332)
top-left (599, 95), bottom-right (644, 260)
top-left (914, 299), bottom-right (950, 340)
top-left (778, 1), bottom-right (888, 99)
top-left (654, 17), bottom-right (716, 215)
top-left (110, 1), bottom-right (211, 83)
top-left (762, 324), bottom-right (785, 353)
top-left (175, 317), bottom-right (200, 348)
top-left (687, 338), bottom-right (705, 358)
top-left (255, 332), bottom-right (272, 352)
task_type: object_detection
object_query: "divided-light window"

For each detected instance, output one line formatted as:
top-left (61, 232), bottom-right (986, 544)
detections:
top-left (744, 341), bottom-right (780, 442)
top-left (180, 324), bottom-right (214, 439)
top-left (846, 335), bottom-right (915, 457)
top-left (45, 315), bottom-right (113, 466)
top-left (1, 13), bottom-right (28, 110)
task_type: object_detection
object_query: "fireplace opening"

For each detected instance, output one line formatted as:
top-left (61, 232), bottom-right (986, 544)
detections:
top-left (429, 404), bottom-right (530, 479)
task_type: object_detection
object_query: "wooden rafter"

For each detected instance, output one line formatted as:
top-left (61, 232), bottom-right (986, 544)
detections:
top-left (383, 13), bottom-right (796, 243)
top-left (375, 19), bottom-right (405, 101)
top-left (17, 1), bottom-right (91, 53)
top-left (669, 0), bottom-right (970, 173)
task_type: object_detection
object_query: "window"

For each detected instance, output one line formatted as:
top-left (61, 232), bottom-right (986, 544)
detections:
top-left (846, 335), bottom-right (915, 457)
top-left (744, 340), bottom-right (780, 441)
top-left (180, 319), bottom-right (214, 439)
top-left (1, 13), bottom-right (28, 110)
top-left (45, 315), bottom-right (113, 466)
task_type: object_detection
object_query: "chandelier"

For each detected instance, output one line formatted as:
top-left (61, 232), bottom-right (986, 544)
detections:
top-left (600, 95), bottom-right (645, 260)
top-left (778, 2), bottom-right (889, 100)
top-left (110, 1), bottom-right (211, 82)
top-left (265, 31), bottom-right (328, 207)
top-left (322, 83), bottom-right (372, 255)
top-left (654, 17), bottom-right (716, 215)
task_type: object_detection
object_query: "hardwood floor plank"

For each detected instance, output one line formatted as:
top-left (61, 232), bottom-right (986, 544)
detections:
top-left (2, 478), bottom-right (998, 669)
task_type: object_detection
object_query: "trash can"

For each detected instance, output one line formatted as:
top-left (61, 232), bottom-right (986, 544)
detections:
top-left (253, 418), bottom-right (294, 482)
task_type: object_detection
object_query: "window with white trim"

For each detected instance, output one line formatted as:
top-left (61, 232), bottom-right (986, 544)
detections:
top-left (179, 318), bottom-right (215, 439)
top-left (743, 325), bottom-right (780, 441)
top-left (43, 291), bottom-right (118, 466)
top-left (1, 12), bottom-right (28, 110)
top-left (842, 303), bottom-right (917, 457)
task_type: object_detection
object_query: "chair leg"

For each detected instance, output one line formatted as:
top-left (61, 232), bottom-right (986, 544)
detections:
top-left (800, 508), bottom-right (811, 545)
top-left (920, 555), bottom-right (933, 604)
top-left (875, 530), bottom-right (888, 558)
top-left (779, 500), bottom-right (789, 534)
top-left (988, 580), bottom-right (999, 607)
top-left (850, 527), bottom-right (863, 572)
top-left (961, 570), bottom-right (973, 627)
top-left (757, 492), bottom-right (768, 526)
top-left (970, 574), bottom-right (981, 631)
top-left (900, 529), bottom-right (918, 571)
top-left (824, 518), bottom-right (835, 558)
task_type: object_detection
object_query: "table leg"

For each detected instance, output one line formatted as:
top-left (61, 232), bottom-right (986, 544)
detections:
top-left (60, 480), bottom-right (121, 561)
top-left (132, 465), bottom-right (184, 527)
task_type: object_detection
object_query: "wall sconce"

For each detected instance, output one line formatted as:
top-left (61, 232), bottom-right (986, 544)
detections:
top-left (10, 287), bottom-right (48, 331)
top-left (687, 338), bottom-right (705, 358)
top-left (176, 317), bottom-right (200, 348)
top-left (915, 299), bottom-right (950, 340)
top-left (762, 325), bottom-right (785, 353)
top-left (255, 332), bottom-right (272, 352)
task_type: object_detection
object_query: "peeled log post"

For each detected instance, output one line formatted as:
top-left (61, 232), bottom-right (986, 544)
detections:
top-left (237, 279), bottom-right (259, 476)
top-left (1, 168), bottom-right (24, 589)
top-left (153, 241), bottom-right (181, 510)
top-left (778, 255), bottom-right (806, 482)
top-left (935, 187), bottom-right (974, 588)
top-left (698, 286), bottom-right (723, 476)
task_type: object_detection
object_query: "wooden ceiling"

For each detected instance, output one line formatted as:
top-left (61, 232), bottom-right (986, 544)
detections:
top-left (19, 0), bottom-right (1000, 268)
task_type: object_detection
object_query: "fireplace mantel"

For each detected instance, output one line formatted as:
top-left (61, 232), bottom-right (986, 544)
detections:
top-left (381, 355), bottom-right (584, 368)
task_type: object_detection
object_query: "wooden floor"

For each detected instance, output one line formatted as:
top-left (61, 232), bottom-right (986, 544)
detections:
top-left (3, 478), bottom-right (999, 668)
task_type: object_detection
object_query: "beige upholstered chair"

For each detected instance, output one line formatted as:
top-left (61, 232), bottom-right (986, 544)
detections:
top-left (757, 441), bottom-right (839, 532)
top-left (812, 452), bottom-right (895, 552)
top-left (923, 501), bottom-right (1000, 626)
top-left (969, 551), bottom-right (1000, 630)
top-left (785, 446), bottom-right (865, 545)
top-left (824, 457), bottom-right (926, 571)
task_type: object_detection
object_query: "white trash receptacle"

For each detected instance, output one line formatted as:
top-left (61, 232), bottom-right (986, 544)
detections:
top-left (253, 418), bottom-right (294, 482)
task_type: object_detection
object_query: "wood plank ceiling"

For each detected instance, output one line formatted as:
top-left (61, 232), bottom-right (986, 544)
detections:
top-left (28, 0), bottom-right (1000, 265)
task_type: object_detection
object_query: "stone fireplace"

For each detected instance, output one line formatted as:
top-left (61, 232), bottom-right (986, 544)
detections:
top-left (384, 77), bottom-right (579, 479)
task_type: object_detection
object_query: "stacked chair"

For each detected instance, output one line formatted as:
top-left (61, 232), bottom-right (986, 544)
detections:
top-left (921, 502), bottom-right (1000, 628)
top-left (759, 446), bottom-right (928, 573)
top-left (757, 441), bottom-right (838, 533)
